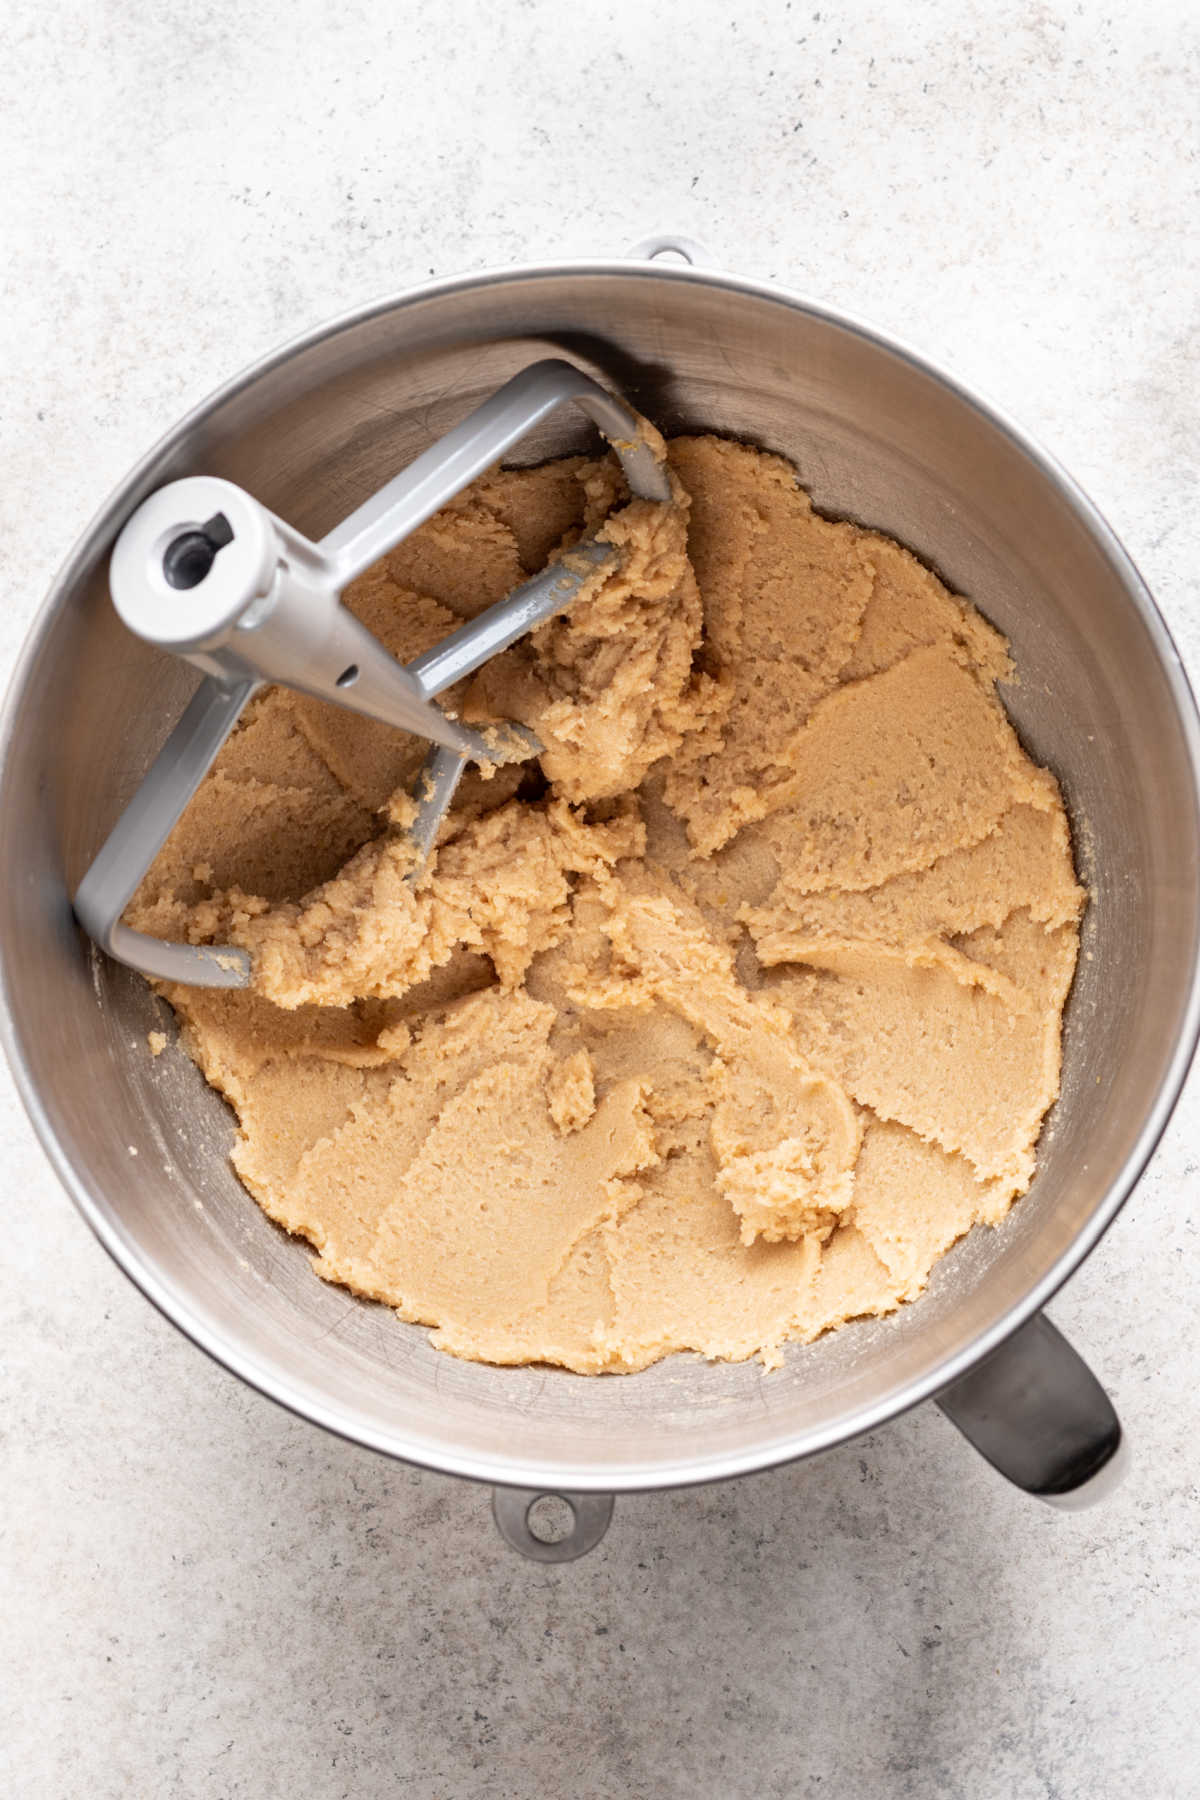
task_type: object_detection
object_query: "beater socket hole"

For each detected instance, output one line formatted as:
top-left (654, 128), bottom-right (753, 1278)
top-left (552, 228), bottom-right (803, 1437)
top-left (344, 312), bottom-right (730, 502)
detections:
top-left (162, 511), bottom-right (234, 590)
top-left (336, 664), bottom-right (360, 688)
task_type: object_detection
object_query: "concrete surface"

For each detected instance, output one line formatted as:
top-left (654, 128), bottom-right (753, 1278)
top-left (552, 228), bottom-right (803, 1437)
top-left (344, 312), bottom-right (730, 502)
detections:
top-left (2, 1), bottom-right (1198, 1795)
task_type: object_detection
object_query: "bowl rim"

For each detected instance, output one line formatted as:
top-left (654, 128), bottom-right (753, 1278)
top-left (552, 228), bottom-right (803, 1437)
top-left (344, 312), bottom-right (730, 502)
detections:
top-left (5, 251), bottom-right (1200, 1493)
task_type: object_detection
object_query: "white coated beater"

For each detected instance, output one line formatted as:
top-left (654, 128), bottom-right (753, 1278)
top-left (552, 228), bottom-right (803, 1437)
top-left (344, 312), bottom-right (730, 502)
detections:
top-left (74, 358), bottom-right (670, 988)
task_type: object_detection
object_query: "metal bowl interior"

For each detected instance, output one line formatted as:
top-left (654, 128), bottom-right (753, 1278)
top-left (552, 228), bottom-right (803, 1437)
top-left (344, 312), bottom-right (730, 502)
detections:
top-left (3, 262), bottom-right (1199, 1491)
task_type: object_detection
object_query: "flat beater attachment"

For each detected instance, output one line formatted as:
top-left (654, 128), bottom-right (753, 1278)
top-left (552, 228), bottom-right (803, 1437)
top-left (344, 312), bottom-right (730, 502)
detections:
top-left (73, 359), bottom-right (670, 988)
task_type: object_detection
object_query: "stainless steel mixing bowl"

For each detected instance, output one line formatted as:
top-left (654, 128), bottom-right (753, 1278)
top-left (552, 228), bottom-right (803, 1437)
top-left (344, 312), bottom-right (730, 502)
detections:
top-left (4, 240), bottom-right (1198, 1557)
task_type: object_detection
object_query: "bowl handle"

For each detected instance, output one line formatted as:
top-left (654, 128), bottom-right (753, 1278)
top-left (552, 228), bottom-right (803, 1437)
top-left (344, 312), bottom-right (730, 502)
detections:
top-left (936, 1311), bottom-right (1126, 1508)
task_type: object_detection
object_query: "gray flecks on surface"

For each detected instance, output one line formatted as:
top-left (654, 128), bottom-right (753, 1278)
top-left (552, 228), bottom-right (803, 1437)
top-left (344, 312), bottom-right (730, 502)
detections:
top-left (2, 2), bottom-right (1199, 1797)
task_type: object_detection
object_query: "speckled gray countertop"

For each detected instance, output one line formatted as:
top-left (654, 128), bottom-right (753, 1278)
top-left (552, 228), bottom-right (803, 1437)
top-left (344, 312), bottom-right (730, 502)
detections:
top-left (2, 3), bottom-right (1198, 1795)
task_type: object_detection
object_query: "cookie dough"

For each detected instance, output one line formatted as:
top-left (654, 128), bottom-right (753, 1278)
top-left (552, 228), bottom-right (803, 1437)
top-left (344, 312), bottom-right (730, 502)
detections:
top-left (129, 430), bottom-right (1084, 1372)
